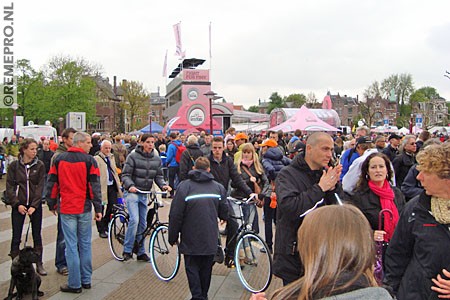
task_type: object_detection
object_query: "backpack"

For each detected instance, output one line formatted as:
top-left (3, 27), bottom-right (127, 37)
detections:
top-left (172, 142), bottom-right (186, 163)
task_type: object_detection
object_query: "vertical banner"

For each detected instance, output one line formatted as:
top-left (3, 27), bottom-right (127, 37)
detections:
top-left (162, 49), bottom-right (168, 77)
top-left (1, 2), bottom-right (16, 108)
top-left (173, 22), bottom-right (185, 58)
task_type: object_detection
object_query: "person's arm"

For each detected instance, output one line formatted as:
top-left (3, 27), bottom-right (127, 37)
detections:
top-left (30, 162), bottom-right (45, 211)
top-left (5, 161), bottom-right (19, 207)
top-left (88, 159), bottom-right (103, 215)
top-left (383, 201), bottom-right (415, 295)
top-left (166, 143), bottom-right (175, 165)
top-left (218, 185), bottom-right (229, 222)
top-left (168, 182), bottom-right (186, 245)
top-left (121, 154), bottom-right (136, 190)
top-left (229, 159), bottom-right (253, 196)
top-left (342, 158), bottom-right (361, 194)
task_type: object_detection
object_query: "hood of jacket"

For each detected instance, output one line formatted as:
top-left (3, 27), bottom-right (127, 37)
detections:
top-left (188, 169), bottom-right (215, 182)
top-left (187, 143), bottom-right (200, 150)
top-left (134, 144), bottom-right (157, 158)
top-left (263, 147), bottom-right (284, 160)
top-left (19, 155), bottom-right (40, 168)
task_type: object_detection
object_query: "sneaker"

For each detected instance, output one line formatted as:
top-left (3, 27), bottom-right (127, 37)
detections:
top-left (57, 267), bottom-right (69, 276)
top-left (136, 253), bottom-right (150, 262)
top-left (60, 284), bottom-right (82, 293)
top-left (122, 252), bottom-right (132, 261)
top-left (99, 232), bottom-right (108, 238)
top-left (82, 283), bottom-right (91, 289)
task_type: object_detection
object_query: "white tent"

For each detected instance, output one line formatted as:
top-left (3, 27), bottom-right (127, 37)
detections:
top-left (398, 127), bottom-right (410, 135)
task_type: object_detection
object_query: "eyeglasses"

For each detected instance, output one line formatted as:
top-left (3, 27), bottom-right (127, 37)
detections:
top-left (408, 142), bottom-right (416, 146)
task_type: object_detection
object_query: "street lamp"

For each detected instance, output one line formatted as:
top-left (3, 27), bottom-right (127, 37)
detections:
top-left (204, 90), bottom-right (222, 135)
top-left (11, 103), bottom-right (18, 135)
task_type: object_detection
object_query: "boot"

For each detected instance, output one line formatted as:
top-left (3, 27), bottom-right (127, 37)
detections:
top-left (35, 247), bottom-right (47, 276)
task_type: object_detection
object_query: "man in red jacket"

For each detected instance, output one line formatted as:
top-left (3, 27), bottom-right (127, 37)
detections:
top-left (47, 132), bottom-right (102, 293)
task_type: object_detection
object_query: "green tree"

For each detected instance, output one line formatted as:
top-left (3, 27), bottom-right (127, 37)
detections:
top-left (18, 56), bottom-right (101, 126)
top-left (247, 105), bottom-right (259, 113)
top-left (363, 81), bottom-right (381, 99)
top-left (381, 73), bottom-right (414, 114)
top-left (267, 92), bottom-right (284, 113)
top-left (120, 80), bottom-right (149, 130)
top-left (285, 93), bottom-right (306, 108)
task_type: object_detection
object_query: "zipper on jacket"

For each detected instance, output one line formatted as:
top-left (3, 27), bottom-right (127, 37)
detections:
top-left (25, 164), bottom-right (31, 206)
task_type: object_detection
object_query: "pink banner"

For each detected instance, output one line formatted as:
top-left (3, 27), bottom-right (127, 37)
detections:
top-left (173, 22), bottom-right (185, 58)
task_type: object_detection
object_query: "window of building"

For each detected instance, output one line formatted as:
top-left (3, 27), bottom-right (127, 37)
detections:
top-left (348, 107), bottom-right (353, 114)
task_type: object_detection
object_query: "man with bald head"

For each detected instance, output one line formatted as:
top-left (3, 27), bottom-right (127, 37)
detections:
top-left (94, 140), bottom-right (123, 238)
top-left (273, 132), bottom-right (344, 285)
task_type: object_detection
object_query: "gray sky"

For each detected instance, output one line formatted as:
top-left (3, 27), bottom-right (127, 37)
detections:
top-left (16, 0), bottom-right (450, 108)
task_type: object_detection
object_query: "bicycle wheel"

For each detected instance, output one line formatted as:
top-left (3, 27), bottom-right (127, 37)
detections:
top-left (108, 213), bottom-right (128, 261)
top-left (149, 224), bottom-right (180, 281)
top-left (234, 232), bottom-right (272, 293)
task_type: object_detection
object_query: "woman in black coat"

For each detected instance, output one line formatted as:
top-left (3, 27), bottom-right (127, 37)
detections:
top-left (348, 152), bottom-right (405, 246)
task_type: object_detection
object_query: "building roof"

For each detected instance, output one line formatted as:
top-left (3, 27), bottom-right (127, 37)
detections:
top-left (168, 58), bottom-right (206, 78)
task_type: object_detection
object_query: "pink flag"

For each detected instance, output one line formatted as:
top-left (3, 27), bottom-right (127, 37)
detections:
top-left (162, 50), bottom-right (168, 77)
top-left (173, 22), bottom-right (185, 58)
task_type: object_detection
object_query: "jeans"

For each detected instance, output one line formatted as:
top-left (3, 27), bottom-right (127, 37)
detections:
top-left (55, 214), bottom-right (67, 270)
top-left (168, 166), bottom-right (179, 195)
top-left (123, 191), bottom-right (147, 256)
top-left (60, 212), bottom-right (93, 288)
top-left (11, 204), bottom-right (43, 256)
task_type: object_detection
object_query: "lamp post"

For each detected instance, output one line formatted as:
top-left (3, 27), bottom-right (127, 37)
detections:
top-left (204, 90), bottom-right (222, 135)
top-left (11, 103), bottom-right (18, 135)
top-left (58, 117), bottom-right (64, 135)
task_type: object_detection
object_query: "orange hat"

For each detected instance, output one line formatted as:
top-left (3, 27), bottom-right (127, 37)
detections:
top-left (235, 132), bottom-right (248, 141)
top-left (259, 139), bottom-right (278, 148)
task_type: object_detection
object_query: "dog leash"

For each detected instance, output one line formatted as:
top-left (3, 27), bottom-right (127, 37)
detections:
top-left (23, 216), bottom-right (32, 248)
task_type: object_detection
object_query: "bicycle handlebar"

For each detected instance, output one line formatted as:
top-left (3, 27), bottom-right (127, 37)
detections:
top-left (134, 188), bottom-right (167, 195)
top-left (227, 194), bottom-right (257, 205)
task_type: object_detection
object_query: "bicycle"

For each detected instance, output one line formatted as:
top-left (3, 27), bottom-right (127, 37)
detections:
top-left (224, 195), bottom-right (273, 293)
top-left (107, 188), bottom-right (181, 281)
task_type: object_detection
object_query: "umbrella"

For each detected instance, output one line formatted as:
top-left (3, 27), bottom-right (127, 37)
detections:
top-left (374, 209), bottom-right (393, 285)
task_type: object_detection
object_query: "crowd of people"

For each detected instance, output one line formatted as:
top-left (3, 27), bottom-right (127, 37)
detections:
top-left (3, 125), bottom-right (450, 299)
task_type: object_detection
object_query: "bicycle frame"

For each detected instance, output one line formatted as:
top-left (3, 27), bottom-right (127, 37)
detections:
top-left (225, 196), bottom-right (257, 250)
top-left (114, 189), bottom-right (167, 250)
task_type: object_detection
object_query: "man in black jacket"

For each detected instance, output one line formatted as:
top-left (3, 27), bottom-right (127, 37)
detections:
top-left (169, 157), bottom-right (228, 300)
top-left (179, 135), bottom-right (203, 181)
top-left (273, 132), bottom-right (344, 285)
top-left (207, 136), bottom-right (256, 267)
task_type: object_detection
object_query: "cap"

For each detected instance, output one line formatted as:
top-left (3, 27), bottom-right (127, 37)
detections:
top-left (388, 133), bottom-right (401, 141)
top-left (259, 139), bottom-right (278, 148)
top-left (355, 136), bottom-right (373, 146)
top-left (235, 132), bottom-right (248, 141)
top-left (290, 141), bottom-right (306, 153)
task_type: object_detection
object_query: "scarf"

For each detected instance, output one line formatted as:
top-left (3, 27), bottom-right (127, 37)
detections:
top-left (368, 179), bottom-right (399, 242)
top-left (241, 159), bottom-right (253, 168)
top-left (431, 196), bottom-right (450, 224)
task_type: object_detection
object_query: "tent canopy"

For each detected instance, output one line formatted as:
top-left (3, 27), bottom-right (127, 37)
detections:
top-left (138, 122), bottom-right (164, 133)
top-left (268, 105), bottom-right (339, 132)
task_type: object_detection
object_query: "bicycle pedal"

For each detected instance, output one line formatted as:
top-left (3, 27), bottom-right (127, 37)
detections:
top-left (157, 200), bottom-right (164, 207)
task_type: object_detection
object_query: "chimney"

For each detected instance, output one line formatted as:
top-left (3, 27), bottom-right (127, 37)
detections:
top-left (113, 76), bottom-right (117, 95)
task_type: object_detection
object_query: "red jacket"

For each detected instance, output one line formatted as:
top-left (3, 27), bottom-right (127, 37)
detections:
top-left (47, 147), bottom-right (102, 214)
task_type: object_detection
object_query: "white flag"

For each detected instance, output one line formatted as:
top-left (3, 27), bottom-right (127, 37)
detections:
top-left (173, 22), bottom-right (185, 58)
top-left (162, 50), bottom-right (168, 77)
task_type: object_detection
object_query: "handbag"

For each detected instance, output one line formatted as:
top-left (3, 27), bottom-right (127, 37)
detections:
top-left (241, 165), bottom-right (263, 207)
top-left (1, 190), bottom-right (11, 206)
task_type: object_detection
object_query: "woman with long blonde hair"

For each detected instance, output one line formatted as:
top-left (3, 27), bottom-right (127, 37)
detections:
top-left (225, 143), bottom-right (271, 267)
top-left (252, 205), bottom-right (392, 300)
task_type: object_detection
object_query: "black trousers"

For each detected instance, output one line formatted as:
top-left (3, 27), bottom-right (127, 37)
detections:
top-left (11, 204), bottom-right (43, 256)
top-left (263, 197), bottom-right (276, 249)
top-left (184, 254), bottom-right (214, 300)
top-left (168, 166), bottom-right (179, 196)
top-left (96, 185), bottom-right (118, 233)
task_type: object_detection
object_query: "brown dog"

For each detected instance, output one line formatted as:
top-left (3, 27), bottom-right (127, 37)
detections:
top-left (4, 247), bottom-right (43, 300)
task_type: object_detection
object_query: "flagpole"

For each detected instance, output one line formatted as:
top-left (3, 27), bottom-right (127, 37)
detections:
top-left (209, 21), bottom-right (212, 89)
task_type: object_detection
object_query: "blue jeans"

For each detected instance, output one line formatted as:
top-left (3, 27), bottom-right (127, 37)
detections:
top-left (123, 191), bottom-right (147, 256)
top-left (60, 212), bottom-right (93, 289)
top-left (55, 214), bottom-right (67, 270)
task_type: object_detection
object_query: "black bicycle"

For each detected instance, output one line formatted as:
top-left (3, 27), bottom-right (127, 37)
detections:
top-left (225, 195), bottom-right (273, 293)
top-left (108, 188), bottom-right (181, 281)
